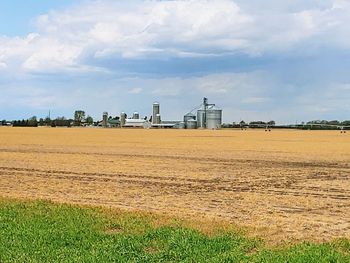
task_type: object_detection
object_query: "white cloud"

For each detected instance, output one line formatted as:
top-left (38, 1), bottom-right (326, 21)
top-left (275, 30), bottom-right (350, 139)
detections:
top-left (21, 37), bottom-right (81, 71)
top-left (0, 62), bottom-right (7, 69)
top-left (0, 0), bottom-right (349, 74)
top-left (18, 96), bottom-right (56, 109)
top-left (151, 79), bottom-right (185, 97)
top-left (242, 97), bottom-right (269, 104)
top-left (334, 83), bottom-right (350, 91)
top-left (128, 87), bottom-right (143, 94)
top-left (1, 69), bottom-right (350, 122)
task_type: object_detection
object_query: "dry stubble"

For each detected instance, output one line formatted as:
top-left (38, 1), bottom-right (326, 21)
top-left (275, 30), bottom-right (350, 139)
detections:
top-left (0, 127), bottom-right (349, 243)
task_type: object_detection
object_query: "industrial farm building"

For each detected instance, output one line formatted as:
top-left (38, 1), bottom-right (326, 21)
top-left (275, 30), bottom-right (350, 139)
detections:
top-left (101, 98), bottom-right (223, 129)
top-left (186, 98), bottom-right (222, 130)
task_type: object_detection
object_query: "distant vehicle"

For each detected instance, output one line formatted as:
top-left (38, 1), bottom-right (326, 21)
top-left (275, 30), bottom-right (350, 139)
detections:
top-left (0, 122), bottom-right (12, 127)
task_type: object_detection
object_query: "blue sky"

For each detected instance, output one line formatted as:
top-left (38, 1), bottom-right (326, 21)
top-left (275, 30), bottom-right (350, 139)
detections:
top-left (0, 0), bottom-right (350, 123)
top-left (0, 0), bottom-right (77, 36)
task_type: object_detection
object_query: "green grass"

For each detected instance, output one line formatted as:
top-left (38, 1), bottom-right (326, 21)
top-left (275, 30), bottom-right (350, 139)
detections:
top-left (0, 199), bottom-right (349, 262)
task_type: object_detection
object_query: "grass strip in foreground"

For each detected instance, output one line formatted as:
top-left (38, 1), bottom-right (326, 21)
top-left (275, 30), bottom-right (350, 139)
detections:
top-left (0, 198), bottom-right (349, 262)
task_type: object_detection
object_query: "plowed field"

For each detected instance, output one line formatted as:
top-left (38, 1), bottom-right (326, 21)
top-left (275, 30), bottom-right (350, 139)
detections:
top-left (1, 127), bottom-right (349, 243)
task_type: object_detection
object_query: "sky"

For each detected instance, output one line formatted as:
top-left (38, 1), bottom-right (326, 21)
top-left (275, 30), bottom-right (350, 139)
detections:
top-left (1, 0), bottom-right (350, 124)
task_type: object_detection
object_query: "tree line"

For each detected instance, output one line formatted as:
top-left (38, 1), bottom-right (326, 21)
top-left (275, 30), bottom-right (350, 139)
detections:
top-left (3, 113), bottom-right (350, 130)
top-left (222, 119), bottom-right (350, 130)
top-left (7, 110), bottom-right (94, 127)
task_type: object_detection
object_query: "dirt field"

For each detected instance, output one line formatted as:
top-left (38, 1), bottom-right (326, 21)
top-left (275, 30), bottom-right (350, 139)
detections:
top-left (0, 127), bottom-right (349, 243)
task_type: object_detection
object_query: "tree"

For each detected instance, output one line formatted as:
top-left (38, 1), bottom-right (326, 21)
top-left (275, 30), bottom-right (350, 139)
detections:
top-left (86, 116), bottom-right (93, 125)
top-left (74, 110), bottom-right (85, 126)
top-left (44, 117), bottom-right (51, 126)
top-left (341, 120), bottom-right (350, 126)
top-left (54, 117), bottom-right (70, 127)
top-left (28, 116), bottom-right (38, 127)
top-left (329, 120), bottom-right (340, 125)
top-left (39, 118), bottom-right (44, 126)
top-left (267, 120), bottom-right (276, 126)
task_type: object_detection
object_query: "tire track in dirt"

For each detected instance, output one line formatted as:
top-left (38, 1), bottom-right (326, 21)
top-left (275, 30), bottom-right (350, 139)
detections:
top-left (1, 166), bottom-right (350, 201)
top-left (0, 148), bottom-right (349, 169)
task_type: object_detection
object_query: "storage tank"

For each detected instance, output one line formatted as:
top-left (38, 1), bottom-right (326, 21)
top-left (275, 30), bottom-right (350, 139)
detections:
top-left (102, 112), bottom-right (108, 128)
top-left (197, 110), bottom-right (206, 129)
top-left (186, 119), bottom-right (197, 129)
top-left (155, 114), bottom-right (161, 125)
top-left (120, 112), bottom-right (127, 127)
top-left (184, 112), bottom-right (196, 123)
top-left (152, 102), bottom-right (160, 124)
top-left (142, 121), bottom-right (152, 129)
top-left (133, 111), bottom-right (140, 119)
top-left (206, 106), bottom-right (222, 129)
top-left (178, 121), bottom-right (186, 129)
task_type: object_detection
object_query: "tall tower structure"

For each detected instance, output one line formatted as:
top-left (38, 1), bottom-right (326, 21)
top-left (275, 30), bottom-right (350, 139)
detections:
top-left (197, 98), bottom-right (216, 129)
top-left (102, 112), bottom-right (108, 128)
top-left (120, 112), bottom-right (126, 127)
top-left (152, 102), bottom-right (160, 124)
top-left (203, 97), bottom-right (208, 129)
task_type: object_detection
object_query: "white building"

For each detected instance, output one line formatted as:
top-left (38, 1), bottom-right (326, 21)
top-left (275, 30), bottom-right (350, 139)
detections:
top-left (123, 119), bottom-right (151, 129)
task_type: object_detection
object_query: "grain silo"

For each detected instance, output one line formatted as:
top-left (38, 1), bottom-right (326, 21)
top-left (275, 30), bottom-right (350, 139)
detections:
top-left (120, 112), bottom-right (127, 127)
top-left (152, 102), bottom-right (160, 124)
top-left (195, 98), bottom-right (222, 129)
top-left (184, 112), bottom-right (196, 129)
top-left (186, 119), bottom-right (197, 129)
top-left (178, 121), bottom-right (186, 129)
top-left (184, 112), bottom-right (196, 123)
top-left (206, 106), bottom-right (222, 129)
top-left (133, 111), bottom-right (140, 120)
top-left (155, 114), bottom-right (161, 125)
top-left (197, 110), bottom-right (206, 129)
top-left (102, 112), bottom-right (108, 128)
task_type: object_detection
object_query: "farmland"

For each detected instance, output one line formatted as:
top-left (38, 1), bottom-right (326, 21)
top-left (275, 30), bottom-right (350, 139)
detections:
top-left (0, 127), bottom-right (350, 243)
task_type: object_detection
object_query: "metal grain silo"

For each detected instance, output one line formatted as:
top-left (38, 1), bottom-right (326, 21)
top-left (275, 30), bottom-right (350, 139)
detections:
top-left (186, 119), bottom-right (197, 129)
top-left (178, 121), bottom-right (186, 129)
top-left (184, 112), bottom-right (196, 129)
top-left (197, 110), bottom-right (206, 129)
top-left (184, 112), bottom-right (196, 123)
top-left (133, 111), bottom-right (140, 119)
top-left (206, 106), bottom-right (222, 129)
